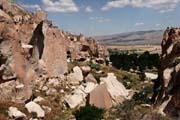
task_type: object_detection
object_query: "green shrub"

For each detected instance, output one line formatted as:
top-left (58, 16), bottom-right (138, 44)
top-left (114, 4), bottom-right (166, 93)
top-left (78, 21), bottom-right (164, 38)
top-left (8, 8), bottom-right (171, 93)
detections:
top-left (73, 105), bottom-right (105, 120)
top-left (7, 11), bottom-right (14, 17)
top-left (133, 86), bottom-right (152, 104)
top-left (109, 49), bottom-right (160, 71)
top-left (88, 61), bottom-right (101, 71)
top-left (0, 107), bottom-right (8, 117)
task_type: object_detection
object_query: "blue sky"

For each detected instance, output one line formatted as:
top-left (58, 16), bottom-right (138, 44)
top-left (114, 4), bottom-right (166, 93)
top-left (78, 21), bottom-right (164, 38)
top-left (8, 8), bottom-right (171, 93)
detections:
top-left (15, 0), bottom-right (180, 36)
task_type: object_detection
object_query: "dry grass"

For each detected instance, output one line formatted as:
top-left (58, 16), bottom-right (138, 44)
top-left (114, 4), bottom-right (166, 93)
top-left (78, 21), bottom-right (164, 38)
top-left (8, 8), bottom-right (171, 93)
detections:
top-left (107, 45), bottom-right (161, 54)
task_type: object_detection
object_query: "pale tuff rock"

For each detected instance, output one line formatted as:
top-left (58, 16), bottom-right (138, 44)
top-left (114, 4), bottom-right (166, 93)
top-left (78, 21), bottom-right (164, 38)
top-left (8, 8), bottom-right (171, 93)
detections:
top-left (25, 101), bottom-right (45, 118)
top-left (15, 84), bottom-right (24, 89)
top-left (8, 107), bottom-right (26, 119)
top-left (73, 66), bottom-right (83, 81)
top-left (88, 83), bottom-right (113, 109)
top-left (85, 73), bottom-right (97, 84)
top-left (145, 72), bottom-right (158, 80)
top-left (158, 96), bottom-right (172, 116)
top-left (68, 66), bottom-right (83, 85)
top-left (64, 87), bottom-right (86, 108)
top-left (0, 9), bottom-right (11, 20)
top-left (81, 66), bottom-right (91, 73)
top-left (82, 82), bottom-right (97, 94)
top-left (46, 88), bottom-right (57, 96)
top-left (33, 96), bottom-right (45, 103)
top-left (21, 43), bottom-right (33, 49)
top-left (30, 21), bottom-right (67, 77)
top-left (47, 78), bottom-right (60, 87)
top-left (100, 73), bottom-right (129, 104)
top-left (13, 15), bottom-right (22, 23)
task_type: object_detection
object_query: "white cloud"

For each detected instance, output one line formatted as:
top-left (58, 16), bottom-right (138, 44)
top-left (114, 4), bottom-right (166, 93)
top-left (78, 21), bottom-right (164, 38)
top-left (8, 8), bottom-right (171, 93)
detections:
top-left (85, 6), bottom-right (93, 12)
top-left (156, 23), bottom-right (161, 26)
top-left (134, 22), bottom-right (144, 26)
top-left (102, 0), bottom-right (180, 13)
top-left (41, 0), bottom-right (79, 13)
top-left (89, 16), bottom-right (111, 23)
top-left (21, 4), bottom-right (41, 9)
top-left (102, 0), bottom-right (129, 11)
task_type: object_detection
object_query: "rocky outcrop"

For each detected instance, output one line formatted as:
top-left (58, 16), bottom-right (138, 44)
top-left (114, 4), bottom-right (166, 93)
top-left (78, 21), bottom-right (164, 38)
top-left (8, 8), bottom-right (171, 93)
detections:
top-left (65, 33), bottom-right (109, 62)
top-left (30, 21), bottom-right (67, 76)
top-left (0, 0), bottom-right (109, 108)
top-left (152, 27), bottom-right (180, 117)
top-left (0, 1), bottom-right (67, 102)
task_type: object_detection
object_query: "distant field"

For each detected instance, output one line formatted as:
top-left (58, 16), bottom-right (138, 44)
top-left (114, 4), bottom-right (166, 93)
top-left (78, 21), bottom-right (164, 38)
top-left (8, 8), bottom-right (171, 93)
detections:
top-left (107, 45), bottom-right (161, 54)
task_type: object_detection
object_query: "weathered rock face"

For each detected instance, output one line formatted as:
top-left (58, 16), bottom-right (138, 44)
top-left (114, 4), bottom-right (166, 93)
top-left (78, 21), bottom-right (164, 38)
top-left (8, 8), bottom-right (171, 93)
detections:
top-left (65, 33), bottom-right (109, 62)
top-left (30, 21), bottom-right (67, 76)
top-left (152, 27), bottom-right (180, 117)
top-left (0, 1), bottom-right (67, 102)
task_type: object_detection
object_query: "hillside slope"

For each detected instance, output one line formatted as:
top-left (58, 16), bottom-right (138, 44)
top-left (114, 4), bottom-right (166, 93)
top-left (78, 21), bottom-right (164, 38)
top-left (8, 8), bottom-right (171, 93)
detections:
top-left (94, 30), bottom-right (164, 45)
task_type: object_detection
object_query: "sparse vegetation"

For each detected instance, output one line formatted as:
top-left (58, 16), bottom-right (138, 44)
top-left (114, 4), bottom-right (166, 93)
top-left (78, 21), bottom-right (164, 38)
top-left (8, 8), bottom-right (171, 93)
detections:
top-left (73, 105), bottom-right (105, 120)
top-left (88, 61), bottom-right (101, 71)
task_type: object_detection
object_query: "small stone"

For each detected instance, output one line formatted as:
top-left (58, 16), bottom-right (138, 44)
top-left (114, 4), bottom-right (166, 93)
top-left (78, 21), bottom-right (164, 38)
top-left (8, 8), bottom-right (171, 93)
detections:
top-left (8, 107), bottom-right (26, 119)
top-left (47, 78), bottom-right (59, 87)
top-left (81, 66), bottom-right (91, 73)
top-left (46, 88), bottom-right (57, 96)
top-left (60, 89), bottom-right (64, 93)
top-left (42, 86), bottom-right (48, 91)
top-left (64, 87), bottom-right (86, 108)
top-left (33, 96), bottom-right (45, 103)
top-left (15, 84), bottom-right (24, 89)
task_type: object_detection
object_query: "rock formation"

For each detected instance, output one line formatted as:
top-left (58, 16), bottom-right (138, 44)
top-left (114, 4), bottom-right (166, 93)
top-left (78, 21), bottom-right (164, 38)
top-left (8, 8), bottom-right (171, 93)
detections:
top-left (65, 33), bottom-right (109, 62)
top-left (0, 0), bottom-right (66, 102)
top-left (0, 0), bottom-right (109, 104)
top-left (152, 27), bottom-right (180, 117)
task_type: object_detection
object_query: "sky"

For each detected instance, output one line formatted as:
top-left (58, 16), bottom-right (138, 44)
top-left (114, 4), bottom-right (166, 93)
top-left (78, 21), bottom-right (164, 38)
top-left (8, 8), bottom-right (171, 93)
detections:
top-left (15, 0), bottom-right (180, 36)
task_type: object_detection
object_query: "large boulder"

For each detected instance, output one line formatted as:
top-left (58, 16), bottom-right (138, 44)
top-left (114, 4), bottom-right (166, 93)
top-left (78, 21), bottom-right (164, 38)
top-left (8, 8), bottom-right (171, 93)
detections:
top-left (25, 101), bottom-right (45, 118)
top-left (100, 73), bottom-right (129, 104)
top-left (82, 82), bottom-right (97, 94)
top-left (68, 66), bottom-right (83, 85)
top-left (64, 86), bottom-right (86, 108)
top-left (88, 83), bottom-right (113, 109)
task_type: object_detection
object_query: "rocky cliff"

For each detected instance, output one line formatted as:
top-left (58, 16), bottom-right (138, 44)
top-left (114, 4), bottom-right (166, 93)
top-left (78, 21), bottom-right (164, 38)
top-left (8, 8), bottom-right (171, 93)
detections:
top-left (0, 0), bottom-right (108, 103)
top-left (152, 27), bottom-right (180, 117)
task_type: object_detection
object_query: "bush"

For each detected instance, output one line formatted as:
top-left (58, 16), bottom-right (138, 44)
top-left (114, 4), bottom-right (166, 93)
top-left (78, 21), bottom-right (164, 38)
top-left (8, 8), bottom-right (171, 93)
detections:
top-left (88, 61), bottom-right (101, 71)
top-left (73, 105), bottom-right (105, 120)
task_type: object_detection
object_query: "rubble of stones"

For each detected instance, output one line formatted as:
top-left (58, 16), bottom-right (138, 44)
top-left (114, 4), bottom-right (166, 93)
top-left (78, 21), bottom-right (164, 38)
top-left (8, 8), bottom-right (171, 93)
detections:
top-left (0, 0), bottom-right (132, 119)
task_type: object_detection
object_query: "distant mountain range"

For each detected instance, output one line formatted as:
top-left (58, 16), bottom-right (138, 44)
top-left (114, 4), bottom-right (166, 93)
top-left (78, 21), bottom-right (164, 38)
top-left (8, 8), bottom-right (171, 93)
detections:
top-left (94, 30), bottom-right (164, 45)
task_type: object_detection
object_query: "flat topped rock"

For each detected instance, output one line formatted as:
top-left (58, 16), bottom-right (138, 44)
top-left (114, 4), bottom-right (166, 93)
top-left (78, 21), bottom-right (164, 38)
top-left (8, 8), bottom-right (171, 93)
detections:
top-left (88, 83), bottom-right (113, 109)
top-left (25, 101), bottom-right (45, 118)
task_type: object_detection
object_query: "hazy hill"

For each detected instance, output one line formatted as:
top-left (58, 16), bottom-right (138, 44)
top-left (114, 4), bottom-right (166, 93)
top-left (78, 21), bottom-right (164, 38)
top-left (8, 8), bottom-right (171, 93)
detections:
top-left (94, 30), bottom-right (164, 45)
